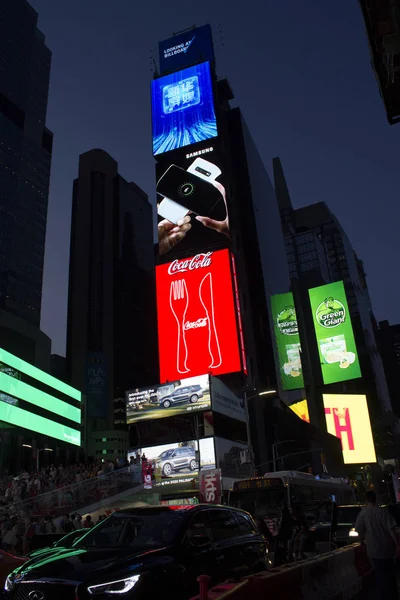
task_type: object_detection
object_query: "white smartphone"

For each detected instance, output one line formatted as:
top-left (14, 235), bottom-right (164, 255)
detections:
top-left (157, 197), bottom-right (189, 225)
top-left (187, 157), bottom-right (221, 181)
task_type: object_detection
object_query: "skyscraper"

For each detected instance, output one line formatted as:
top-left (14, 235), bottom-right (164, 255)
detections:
top-left (0, 0), bottom-right (53, 367)
top-left (66, 149), bottom-right (157, 446)
top-left (273, 157), bottom-right (392, 424)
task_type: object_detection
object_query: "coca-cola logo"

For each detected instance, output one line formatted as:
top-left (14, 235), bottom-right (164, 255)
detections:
top-left (168, 252), bottom-right (213, 275)
top-left (184, 318), bottom-right (208, 330)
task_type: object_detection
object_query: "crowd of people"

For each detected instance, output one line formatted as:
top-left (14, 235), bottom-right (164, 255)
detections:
top-left (0, 510), bottom-right (109, 556)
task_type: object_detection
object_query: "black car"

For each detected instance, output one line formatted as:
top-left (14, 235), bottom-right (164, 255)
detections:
top-left (159, 385), bottom-right (203, 409)
top-left (5, 506), bottom-right (267, 600)
top-left (25, 529), bottom-right (87, 559)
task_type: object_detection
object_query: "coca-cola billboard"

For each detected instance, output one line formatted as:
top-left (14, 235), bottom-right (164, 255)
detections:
top-left (199, 468), bottom-right (222, 504)
top-left (156, 249), bottom-right (243, 382)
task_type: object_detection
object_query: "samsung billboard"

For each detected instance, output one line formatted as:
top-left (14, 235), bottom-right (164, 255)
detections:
top-left (151, 61), bottom-right (218, 156)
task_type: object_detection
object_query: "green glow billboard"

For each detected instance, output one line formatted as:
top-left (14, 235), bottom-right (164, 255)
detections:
top-left (270, 292), bottom-right (304, 390)
top-left (308, 281), bottom-right (361, 385)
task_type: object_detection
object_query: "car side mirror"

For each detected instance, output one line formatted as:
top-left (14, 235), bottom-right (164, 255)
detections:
top-left (189, 534), bottom-right (211, 548)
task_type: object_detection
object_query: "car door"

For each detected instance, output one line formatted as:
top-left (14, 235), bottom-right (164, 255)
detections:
top-left (207, 508), bottom-right (243, 579)
top-left (174, 387), bottom-right (188, 404)
top-left (171, 447), bottom-right (188, 470)
top-left (233, 510), bottom-right (267, 571)
top-left (181, 509), bottom-right (218, 596)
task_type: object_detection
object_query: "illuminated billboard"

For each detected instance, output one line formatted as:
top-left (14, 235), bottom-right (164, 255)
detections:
top-left (126, 374), bottom-right (210, 424)
top-left (270, 293), bottom-right (304, 390)
top-left (156, 249), bottom-right (243, 382)
top-left (0, 346), bottom-right (81, 446)
top-left (323, 394), bottom-right (376, 464)
top-left (309, 281), bottom-right (361, 385)
top-left (156, 143), bottom-right (230, 261)
top-left (289, 399), bottom-right (310, 423)
top-left (127, 437), bottom-right (215, 483)
top-left (151, 61), bottom-right (217, 156)
top-left (159, 25), bottom-right (215, 75)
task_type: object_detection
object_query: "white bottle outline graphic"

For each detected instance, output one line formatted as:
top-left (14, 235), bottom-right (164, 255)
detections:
top-left (169, 279), bottom-right (190, 374)
top-left (199, 272), bottom-right (222, 369)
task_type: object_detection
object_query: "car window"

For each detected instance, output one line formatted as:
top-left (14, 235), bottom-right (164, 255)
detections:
top-left (208, 509), bottom-right (240, 540)
top-left (234, 512), bottom-right (256, 534)
top-left (186, 511), bottom-right (213, 543)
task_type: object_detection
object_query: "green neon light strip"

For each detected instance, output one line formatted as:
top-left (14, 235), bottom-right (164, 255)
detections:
top-left (0, 348), bottom-right (81, 402)
top-left (0, 372), bottom-right (81, 424)
top-left (0, 402), bottom-right (81, 446)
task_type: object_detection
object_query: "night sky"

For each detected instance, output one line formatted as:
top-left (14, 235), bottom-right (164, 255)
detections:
top-left (28, 0), bottom-right (400, 356)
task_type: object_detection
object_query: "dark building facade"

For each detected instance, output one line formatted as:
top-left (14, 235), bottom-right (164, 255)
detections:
top-left (379, 320), bottom-right (400, 416)
top-left (0, 0), bottom-right (53, 367)
top-left (66, 150), bottom-right (157, 442)
top-left (273, 158), bottom-right (394, 454)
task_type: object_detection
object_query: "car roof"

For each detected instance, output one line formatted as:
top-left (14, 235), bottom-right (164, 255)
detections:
top-left (112, 504), bottom-right (251, 517)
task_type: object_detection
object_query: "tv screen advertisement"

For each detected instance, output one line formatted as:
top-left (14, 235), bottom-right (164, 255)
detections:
top-left (159, 25), bottom-right (215, 75)
top-left (308, 281), bottom-right (362, 385)
top-left (270, 292), bottom-right (304, 390)
top-left (126, 374), bottom-right (210, 424)
top-left (151, 61), bottom-right (218, 156)
top-left (156, 143), bottom-right (230, 262)
top-left (127, 437), bottom-right (215, 484)
top-left (323, 394), bottom-right (376, 464)
top-left (156, 249), bottom-right (243, 382)
top-left (214, 437), bottom-right (252, 479)
top-left (210, 376), bottom-right (245, 422)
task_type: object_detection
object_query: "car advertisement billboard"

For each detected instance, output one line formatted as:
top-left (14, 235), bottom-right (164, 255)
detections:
top-left (214, 437), bottom-right (252, 479)
top-left (289, 399), bottom-right (310, 423)
top-left (210, 376), bottom-right (245, 422)
top-left (151, 61), bottom-right (217, 156)
top-left (323, 394), bottom-right (376, 464)
top-left (126, 374), bottom-right (210, 424)
top-left (128, 437), bottom-right (215, 483)
top-left (308, 281), bottom-right (362, 385)
top-left (156, 249), bottom-right (243, 382)
top-left (270, 292), bottom-right (304, 390)
top-left (159, 25), bottom-right (215, 75)
top-left (156, 143), bottom-right (229, 261)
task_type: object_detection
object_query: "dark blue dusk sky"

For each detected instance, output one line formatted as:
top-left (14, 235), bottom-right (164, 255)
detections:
top-left (29, 0), bottom-right (400, 356)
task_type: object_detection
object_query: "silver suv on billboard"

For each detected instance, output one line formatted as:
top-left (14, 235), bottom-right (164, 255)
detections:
top-left (156, 446), bottom-right (198, 477)
top-left (159, 384), bottom-right (203, 409)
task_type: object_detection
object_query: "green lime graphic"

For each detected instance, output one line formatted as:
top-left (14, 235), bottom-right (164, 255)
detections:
top-left (277, 306), bottom-right (298, 335)
top-left (316, 297), bottom-right (345, 328)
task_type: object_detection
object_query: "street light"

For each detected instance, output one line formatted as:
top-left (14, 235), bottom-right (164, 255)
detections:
top-left (243, 389), bottom-right (277, 473)
top-left (22, 445), bottom-right (53, 470)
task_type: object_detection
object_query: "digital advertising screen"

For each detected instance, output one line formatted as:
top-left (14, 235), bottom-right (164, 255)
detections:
top-left (128, 437), bottom-right (215, 483)
top-left (151, 61), bottom-right (218, 156)
top-left (270, 292), bottom-right (304, 391)
top-left (308, 281), bottom-right (362, 385)
top-left (156, 249), bottom-right (243, 382)
top-left (323, 394), bottom-right (376, 464)
top-left (214, 437), bottom-right (252, 479)
top-left (159, 25), bottom-right (215, 75)
top-left (126, 374), bottom-right (210, 424)
top-left (289, 399), bottom-right (310, 423)
top-left (156, 143), bottom-right (230, 262)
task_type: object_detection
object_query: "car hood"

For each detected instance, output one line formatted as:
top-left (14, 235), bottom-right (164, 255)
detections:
top-left (12, 545), bottom-right (173, 584)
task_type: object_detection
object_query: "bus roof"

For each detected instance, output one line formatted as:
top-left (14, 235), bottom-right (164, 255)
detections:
top-left (262, 471), bottom-right (349, 486)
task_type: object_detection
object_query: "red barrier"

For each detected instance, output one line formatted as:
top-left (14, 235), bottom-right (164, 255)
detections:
top-left (0, 550), bottom-right (26, 587)
top-left (190, 544), bottom-right (373, 600)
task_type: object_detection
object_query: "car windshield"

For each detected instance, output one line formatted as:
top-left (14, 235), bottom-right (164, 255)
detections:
top-left (159, 450), bottom-right (175, 459)
top-left (74, 509), bottom-right (186, 549)
top-left (54, 530), bottom-right (85, 547)
top-left (337, 506), bottom-right (362, 524)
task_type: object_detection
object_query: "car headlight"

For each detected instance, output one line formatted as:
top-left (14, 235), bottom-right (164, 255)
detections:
top-left (4, 575), bottom-right (13, 592)
top-left (88, 575), bottom-right (140, 595)
top-left (349, 529), bottom-right (359, 537)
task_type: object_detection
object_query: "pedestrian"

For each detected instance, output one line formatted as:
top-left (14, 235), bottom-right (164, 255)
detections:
top-left (83, 515), bottom-right (92, 529)
top-left (355, 490), bottom-right (399, 599)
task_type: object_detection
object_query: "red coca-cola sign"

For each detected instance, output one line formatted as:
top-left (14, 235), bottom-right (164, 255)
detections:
top-left (156, 249), bottom-right (243, 382)
top-left (199, 468), bottom-right (222, 504)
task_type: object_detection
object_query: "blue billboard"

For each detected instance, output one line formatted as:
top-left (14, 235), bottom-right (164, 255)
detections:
top-left (151, 61), bottom-right (218, 156)
top-left (159, 25), bottom-right (215, 75)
